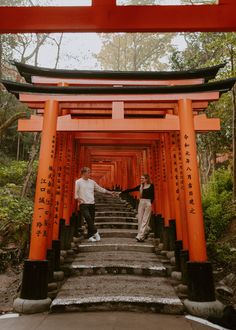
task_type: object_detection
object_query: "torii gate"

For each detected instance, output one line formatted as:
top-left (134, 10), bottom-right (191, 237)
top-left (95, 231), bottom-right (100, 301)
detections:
top-left (2, 61), bottom-right (236, 314)
top-left (1, 0), bottom-right (236, 315)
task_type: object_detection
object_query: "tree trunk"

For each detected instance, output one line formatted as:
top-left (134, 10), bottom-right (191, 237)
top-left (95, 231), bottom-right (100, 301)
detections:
top-left (232, 85), bottom-right (236, 200)
top-left (0, 35), bottom-right (2, 80)
top-left (16, 132), bottom-right (21, 161)
top-left (54, 33), bottom-right (64, 69)
top-left (230, 46), bottom-right (236, 200)
top-left (21, 132), bottom-right (40, 198)
top-left (0, 112), bottom-right (27, 136)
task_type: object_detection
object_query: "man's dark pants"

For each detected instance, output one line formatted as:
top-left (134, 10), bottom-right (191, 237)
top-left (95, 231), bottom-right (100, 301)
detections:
top-left (80, 204), bottom-right (97, 238)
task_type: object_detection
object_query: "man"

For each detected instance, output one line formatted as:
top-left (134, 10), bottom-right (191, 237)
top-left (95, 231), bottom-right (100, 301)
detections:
top-left (75, 167), bottom-right (116, 242)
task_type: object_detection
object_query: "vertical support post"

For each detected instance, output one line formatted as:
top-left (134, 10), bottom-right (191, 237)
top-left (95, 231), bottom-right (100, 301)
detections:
top-left (112, 101), bottom-right (124, 119)
top-left (14, 100), bottom-right (58, 313)
top-left (178, 99), bottom-right (215, 303)
top-left (29, 100), bottom-right (58, 260)
top-left (62, 133), bottom-right (73, 225)
top-left (178, 99), bottom-right (207, 262)
top-left (155, 141), bottom-right (164, 217)
top-left (160, 135), bottom-right (171, 226)
top-left (169, 132), bottom-right (182, 241)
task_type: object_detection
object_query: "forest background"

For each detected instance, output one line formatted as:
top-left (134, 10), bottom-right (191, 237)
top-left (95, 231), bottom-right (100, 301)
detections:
top-left (0, 0), bottom-right (235, 276)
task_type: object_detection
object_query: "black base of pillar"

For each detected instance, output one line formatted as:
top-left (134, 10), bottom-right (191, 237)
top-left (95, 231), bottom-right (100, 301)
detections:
top-left (59, 219), bottom-right (66, 250)
top-left (153, 214), bottom-right (161, 239)
top-left (162, 226), bottom-right (170, 251)
top-left (20, 260), bottom-right (48, 300)
top-left (52, 240), bottom-right (61, 271)
top-left (73, 213), bottom-right (79, 237)
top-left (169, 219), bottom-right (177, 251)
top-left (180, 249), bottom-right (189, 284)
top-left (64, 225), bottom-right (71, 250)
top-left (187, 261), bottom-right (216, 302)
top-left (158, 216), bottom-right (164, 242)
top-left (46, 249), bottom-right (55, 283)
top-left (175, 240), bottom-right (183, 271)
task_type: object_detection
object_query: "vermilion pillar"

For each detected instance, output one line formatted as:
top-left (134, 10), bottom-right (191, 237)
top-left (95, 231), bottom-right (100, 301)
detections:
top-left (29, 100), bottom-right (58, 260)
top-left (164, 133), bottom-right (175, 221)
top-left (175, 132), bottom-right (189, 250)
top-left (169, 133), bottom-right (182, 241)
top-left (178, 99), bottom-right (207, 262)
top-left (52, 133), bottom-right (66, 241)
top-left (178, 99), bottom-right (215, 303)
top-left (160, 135), bottom-right (171, 226)
top-left (20, 99), bottom-right (58, 302)
top-left (62, 133), bottom-right (74, 225)
top-left (156, 141), bottom-right (164, 217)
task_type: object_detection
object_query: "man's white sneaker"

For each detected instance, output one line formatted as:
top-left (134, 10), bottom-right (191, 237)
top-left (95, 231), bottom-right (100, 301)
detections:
top-left (88, 236), bottom-right (97, 242)
top-left (94, 232), bottom-right (101, 241)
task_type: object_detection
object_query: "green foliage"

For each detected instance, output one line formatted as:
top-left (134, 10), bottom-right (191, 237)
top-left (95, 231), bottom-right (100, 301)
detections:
top-left (202, 168), bottom-right (235, 242)
top-left (207, 241), bottom-right (236, 268)
top-left (0, 184), bottom-right (33, 249)
top-left (0, 160), bottom-right (28, 186)
top-left (96, 0), bottom-right (175, 71)
top-left (96, 32), bottom-right (174, 71)
top-left (0, 159), bottom-right (38, 269)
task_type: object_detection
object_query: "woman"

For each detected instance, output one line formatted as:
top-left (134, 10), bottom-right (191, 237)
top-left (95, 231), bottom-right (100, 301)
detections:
top-left (122, 174), bottom-right (154, 242)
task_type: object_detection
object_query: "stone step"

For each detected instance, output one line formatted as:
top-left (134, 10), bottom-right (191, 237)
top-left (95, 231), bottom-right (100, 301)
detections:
top-left (78, 238), bottom-right (154, 253)
top-left (95, 207), bottom-right (133, 212)
top-left (95, 211), bottom-right (137, 217)
top-left (67, 264), bottom-right (166, 277)
top-left (69, 251), bottom-right (167, 277)
top-left (73, 250), bottom-right (162, 263)
top-left (50, 275), bottom-right (184, 314)
top-left (96, 222), bottom-right (138, 229)
top-left (96, 202), bottom-right (127, 206)
top-left (99, 228), bottom-right (137, 238)
top-left (95, 216), bottom-right (138, 223)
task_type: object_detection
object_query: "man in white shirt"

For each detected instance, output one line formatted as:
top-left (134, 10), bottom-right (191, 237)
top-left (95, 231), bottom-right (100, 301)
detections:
top-left (75, 167), bottom-right (115, 242)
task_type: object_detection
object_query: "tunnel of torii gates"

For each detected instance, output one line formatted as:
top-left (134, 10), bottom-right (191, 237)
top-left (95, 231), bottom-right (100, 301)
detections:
top-left (2, 61), bottom-right (236, 305)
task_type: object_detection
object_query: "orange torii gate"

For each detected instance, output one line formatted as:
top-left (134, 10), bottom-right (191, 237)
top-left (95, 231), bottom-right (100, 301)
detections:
top-left (2, 62), bottom-right (236, 314)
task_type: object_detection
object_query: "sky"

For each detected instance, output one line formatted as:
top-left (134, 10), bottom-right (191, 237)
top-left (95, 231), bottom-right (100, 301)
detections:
top-left (36, 33), bottom-right (187, 70)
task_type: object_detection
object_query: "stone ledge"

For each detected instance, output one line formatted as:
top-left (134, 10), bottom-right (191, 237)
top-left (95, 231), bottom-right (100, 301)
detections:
top-left (51, 296), bottom-right (184, 314)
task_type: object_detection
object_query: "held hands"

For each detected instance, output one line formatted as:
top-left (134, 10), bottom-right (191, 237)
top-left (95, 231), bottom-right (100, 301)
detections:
top-left (110, 191), bottom-right (121, 197)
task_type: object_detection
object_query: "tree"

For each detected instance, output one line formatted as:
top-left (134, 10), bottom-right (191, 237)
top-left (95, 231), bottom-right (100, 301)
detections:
top-left (96, 33), bottom-right (174, 71)
top-left (0, 0), bottom-right (65, 159)
top-left (170, 32), bottom-right (236, 193)
top-left (95, 0), bottom-right (175, 71)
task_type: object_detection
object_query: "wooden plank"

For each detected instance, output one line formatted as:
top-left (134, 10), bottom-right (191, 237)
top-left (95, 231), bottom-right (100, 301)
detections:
top-left (19, 92), bottom-right (219, 103)
top-left (18, 114), bottom-right (220, 132)
top-left (0, 2), bottom-right (235, 33)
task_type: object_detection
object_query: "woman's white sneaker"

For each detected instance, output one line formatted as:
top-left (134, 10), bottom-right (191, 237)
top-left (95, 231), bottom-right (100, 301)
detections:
top-left (88, 236), bottom-right (97, 242)
top-left (94, 232), bottom-right (101, 241)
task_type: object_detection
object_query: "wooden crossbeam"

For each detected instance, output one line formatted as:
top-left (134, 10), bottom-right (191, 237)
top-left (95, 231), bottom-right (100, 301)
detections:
top-left (0, 1), bottom-right (235, 33)
top-left (18, 114), bottom-right (220, 132)
top-left (31, 76), bottom-right (205, 86)
top-left (19, 92), bottom-right (219, 103)
top-left (28, 101), bottom-right (208, 111)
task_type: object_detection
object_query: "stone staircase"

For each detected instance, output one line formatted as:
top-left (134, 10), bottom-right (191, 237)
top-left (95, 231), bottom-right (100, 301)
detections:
top-left (51, 193), bottom-right (184, 314)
